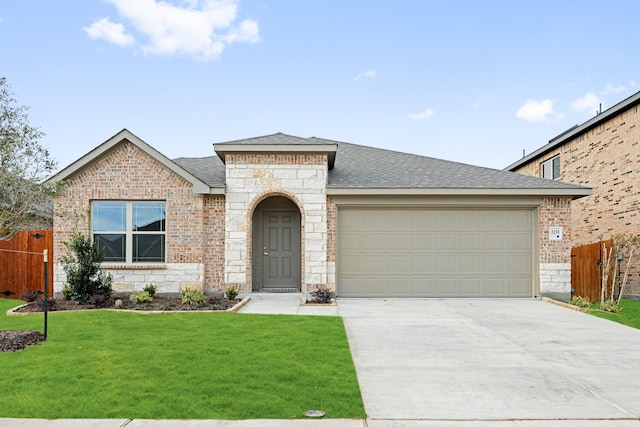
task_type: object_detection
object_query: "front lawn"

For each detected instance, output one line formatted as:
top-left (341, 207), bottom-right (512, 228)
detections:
top-left (588, 298), bottom-right (640, 329)
top-left (0, 298), bottom-right (365, 420)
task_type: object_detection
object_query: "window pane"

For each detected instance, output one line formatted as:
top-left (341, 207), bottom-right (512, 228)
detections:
top-left (541, 161), bottom-right (551, 179)
top-left (133, 202), bottom-right (166, 231)
top-left (93, 202), bottom-right (126, 231)
top-left (133, 234), bottom-right (165, 262)
top-left (552, 157), bottom-right (560, 179)
top-left (95, 234), bottom-right (126, 262)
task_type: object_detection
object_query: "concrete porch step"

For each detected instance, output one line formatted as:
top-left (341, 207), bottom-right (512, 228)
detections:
top-left (242, 292), bottom-right (305, 301)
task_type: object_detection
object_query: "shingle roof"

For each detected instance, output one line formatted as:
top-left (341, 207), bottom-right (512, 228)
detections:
top-left (173, 155), bottom-right (226, 188)
top-left (171, 132), bottom-right (589, 195)
top-left (215, 132), bottom-right (336, 146)
top-left (320, 138), bottom-right (587, 190)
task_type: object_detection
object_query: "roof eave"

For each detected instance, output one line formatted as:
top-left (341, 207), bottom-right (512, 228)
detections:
top-left (327, 187), bottom-right (592, 199)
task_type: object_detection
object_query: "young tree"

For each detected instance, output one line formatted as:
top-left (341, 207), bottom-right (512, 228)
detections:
top-left (0, 77), bottom-right (58, 240)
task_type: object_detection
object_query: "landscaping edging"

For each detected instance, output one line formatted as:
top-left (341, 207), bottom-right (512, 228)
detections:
top-left (541, 296), bottom-right (587, 312)
top-left (6, 296), bottom-right (251, 316)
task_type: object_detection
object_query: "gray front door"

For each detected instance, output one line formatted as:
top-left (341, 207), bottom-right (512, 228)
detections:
top-left (262, 211), bottom-right (301, 289)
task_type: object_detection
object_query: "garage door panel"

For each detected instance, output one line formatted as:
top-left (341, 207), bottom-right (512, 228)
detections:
top-left (461, 234), bottom-right (482, 250)
top-left (509, 255), bottom-right (532, 273)
top-left (461, 278), bottom-right (482, 294)
top-left (510, 234), bottom-right (531, 250)
top-left (338, 208), bottom-right (533, 298)
top-left (411, 234), bottom-right (434, 250)
top-left (436, 235), bottom-right (458, 250)
top-left (388, 233), bottom-right (409, 250)
top-left (411, 255), bottom-right (434, 272)
top-left (460, 255), bottom-right (483, 274)
top-left (387, 255), bottom-right (409, 272)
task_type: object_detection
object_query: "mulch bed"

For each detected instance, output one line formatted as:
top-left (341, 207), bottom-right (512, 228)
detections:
top-left (12, 296), bottom-right (240, 313)
top-left (0, 330), bottom-right (45, 352)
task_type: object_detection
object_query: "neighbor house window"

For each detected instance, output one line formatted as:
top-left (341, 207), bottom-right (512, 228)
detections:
top-left (92, 201), bottom-right (166, 263)
top-left (541, 156), bottom-right (560, 180)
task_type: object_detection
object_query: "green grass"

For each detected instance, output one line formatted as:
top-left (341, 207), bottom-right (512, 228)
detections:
top-left (0, 298), bottom-right (365, 420)
top-left (588, 298), bottom-right (640, 329)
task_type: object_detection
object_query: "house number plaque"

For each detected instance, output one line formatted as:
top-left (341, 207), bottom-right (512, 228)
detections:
top-left (549, 226), bottom-right (563, 241)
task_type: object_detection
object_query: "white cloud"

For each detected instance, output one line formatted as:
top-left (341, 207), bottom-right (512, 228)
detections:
top-left (571, 92), bottom-right (601, 113)
top-left (83, 17), bottom-right (135, 46)
top-left (355, 69), bottom-right (376, 81)
top-left (515, 99), bottom-right (555, 122)
top-left (600, 83), bottom-right (626, 95)
top-left (85, 0), bottom-right (259, 60)
top-left (409, 108), bottom-right (434, 120)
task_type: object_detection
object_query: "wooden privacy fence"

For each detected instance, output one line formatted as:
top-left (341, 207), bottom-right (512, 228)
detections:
top-left (0, 229), bottom-right (53, 300)
top-left (571, 239), bottom-right (611, 302)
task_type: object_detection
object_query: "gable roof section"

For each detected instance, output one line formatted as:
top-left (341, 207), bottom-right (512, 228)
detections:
top-left (214, 132), bottom-right (337, 168)
top-left (49, 129), bottom-right (220, 195)
top-left (505, 90), bottom-right (640, 171)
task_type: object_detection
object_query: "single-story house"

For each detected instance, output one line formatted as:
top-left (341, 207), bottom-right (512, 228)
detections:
top-left (50, 129), bottom-right (590, 299)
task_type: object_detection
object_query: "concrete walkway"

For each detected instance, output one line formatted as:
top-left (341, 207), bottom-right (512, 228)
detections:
top-left (4, 297), bottom-right (640, 426)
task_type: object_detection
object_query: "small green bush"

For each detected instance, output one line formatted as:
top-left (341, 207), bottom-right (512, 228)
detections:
top-left (602, 300), bottom-right (623, 313)
top-left (225, 285), bottom-right (239, 300)
top-left (143, 284), bottom-right (157, 298)
top-left (60, 231), bottom-right (112, 304)
top-left (570, 296), bottom-right (591, 309)
top-left (61, 284), bottom-right (71, 301)
top-left (131, 291), bottom-right (153, 304)
top-left (181, 287), bottom-right (206, 306)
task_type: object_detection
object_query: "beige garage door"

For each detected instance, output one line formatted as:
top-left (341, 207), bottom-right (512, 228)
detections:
top-left (337, 208), bottom-right (534, 297)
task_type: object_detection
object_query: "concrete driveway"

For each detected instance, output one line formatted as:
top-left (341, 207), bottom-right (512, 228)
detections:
top-left (338, 298), bottom-right (640, 425)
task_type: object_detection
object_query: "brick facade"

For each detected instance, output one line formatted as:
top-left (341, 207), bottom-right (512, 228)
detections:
top-left (538, 197), bottom-right (573, 295)
top-left (513, 104), bottom-right (640, 295)
top-left (53, 142), bottom-right (221, 295)
top-left (53, 132), bottom-right (576, 298)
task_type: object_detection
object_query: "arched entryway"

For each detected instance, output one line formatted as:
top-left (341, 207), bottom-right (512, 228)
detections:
top-left (251, 196), bottom-right (302, 292)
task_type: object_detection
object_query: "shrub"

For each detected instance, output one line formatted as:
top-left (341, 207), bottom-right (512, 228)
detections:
top-left (143, 284), bottom-right (157, 298)
top-left (131, 291), bottom-right (153, 304)
top-left (90, 295), bottom-right (108, 308)
top-left (60, 231), bottom-right (112, 304)
top-left (35, 297), bottom-right (56, 311)
top-left (61, 284), bottom-right (70, 301)
top-left (225, 285), bottom-right (239, 300)
top-left (570, 296), bottom-right (591, 309)
top-left (602, 300), bottom-right (623, 313)
top-left (21, 290), bottom-right (43, 303)
top-left (181, 287), bottom-right (207, 306)
top-left (310, 285), bottom-right (332, 304)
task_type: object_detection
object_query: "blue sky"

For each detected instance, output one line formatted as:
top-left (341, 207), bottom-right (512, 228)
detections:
top-left (1, 0), bottom-right (639, 172)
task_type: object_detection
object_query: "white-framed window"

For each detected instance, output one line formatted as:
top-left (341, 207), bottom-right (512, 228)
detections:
top-left (92, 201), bottom-right (166, 263)
top-left (541, 156), bottom-right (560, 180)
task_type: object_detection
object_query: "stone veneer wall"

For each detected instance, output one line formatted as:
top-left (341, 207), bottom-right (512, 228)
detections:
top-left (223, 153), bottom-right (329, 294)
top-left (538, 197), bottom-right (573, 297)
top-left (515, 105), bottom-right (640, 294)
top-left (53, 142), bottom-right (207, 295)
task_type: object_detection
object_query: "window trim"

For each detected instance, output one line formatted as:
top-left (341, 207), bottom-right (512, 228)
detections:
top-left (92, 200), bottom-right (166, 264)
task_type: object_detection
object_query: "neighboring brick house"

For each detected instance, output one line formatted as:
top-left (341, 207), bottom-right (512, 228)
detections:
top-left (506, 90), bottom-right (640, 296)
top-left (50, 129), bottom-right (589, 299)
